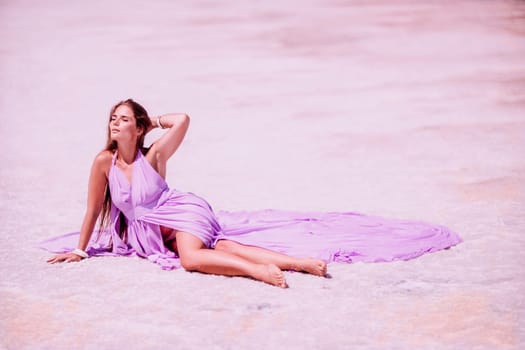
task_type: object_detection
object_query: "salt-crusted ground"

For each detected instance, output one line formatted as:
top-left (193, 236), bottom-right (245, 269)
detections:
top-left (1, 0), bottom-right (524, 349)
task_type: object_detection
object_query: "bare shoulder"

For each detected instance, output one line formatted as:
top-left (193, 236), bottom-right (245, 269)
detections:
top-left (94, 149), bottom-right (113, 163)
top-left (92, 150), bottom-right (113, 174)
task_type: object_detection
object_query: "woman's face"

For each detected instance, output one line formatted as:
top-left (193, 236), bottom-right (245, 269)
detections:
top-left (109, 104), bottom-right (142, 143)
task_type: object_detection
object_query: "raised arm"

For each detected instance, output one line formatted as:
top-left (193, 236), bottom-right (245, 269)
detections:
top-left (47, 151), bottom-right (110, 263)
top-left (147, 113), bottom-right (190, 177)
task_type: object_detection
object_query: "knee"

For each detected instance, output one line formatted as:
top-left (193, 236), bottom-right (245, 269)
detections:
top-left (214, 239), bottom-right (238, 254)
top-left (179, 254), bottom-right (201, 272)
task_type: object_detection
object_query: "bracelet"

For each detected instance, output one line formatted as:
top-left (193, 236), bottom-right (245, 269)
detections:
top-left (157, 116), bottom-right (166, 129)
top-left (72, 248), bottom-right (89, 259)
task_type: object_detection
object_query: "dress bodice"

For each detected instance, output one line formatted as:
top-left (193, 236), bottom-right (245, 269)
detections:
top-left (109, 150), bottom-right (169, 220)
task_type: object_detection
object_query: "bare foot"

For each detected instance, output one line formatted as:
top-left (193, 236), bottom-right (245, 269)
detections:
top-left (254, 264), bottom-right (288, 288)
top-left (297, 258), bottom-right (327, 277)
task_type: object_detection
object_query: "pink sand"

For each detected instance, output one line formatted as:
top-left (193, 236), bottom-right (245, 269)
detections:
top-left (1, 0), bottom-right (524, 349)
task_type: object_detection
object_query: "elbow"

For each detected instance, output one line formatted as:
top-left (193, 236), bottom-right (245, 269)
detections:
top-left (168, 113), bottom-right (189, 128)
top-left (176, 113), bottom-right (190, 131)
top-left (181, 113), bottom-right (190, 125)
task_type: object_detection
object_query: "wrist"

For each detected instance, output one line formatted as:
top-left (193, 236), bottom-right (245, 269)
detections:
top-left (156, 115), bottom-right (166, 129)
top-left (72, 248), bottom-right (89, 259)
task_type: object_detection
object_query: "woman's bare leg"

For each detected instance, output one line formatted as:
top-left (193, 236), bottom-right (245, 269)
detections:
top-left (175, 231), bottom-right (287, 288)
top-left (215, 239), bottom-right (327, 277)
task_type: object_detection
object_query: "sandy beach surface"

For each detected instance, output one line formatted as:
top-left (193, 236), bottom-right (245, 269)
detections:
top-left (1, 0), bottom-right (524, 349)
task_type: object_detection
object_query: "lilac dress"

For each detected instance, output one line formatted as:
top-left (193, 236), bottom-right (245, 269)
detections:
top-left (39, 150), bottom-right (462, 270)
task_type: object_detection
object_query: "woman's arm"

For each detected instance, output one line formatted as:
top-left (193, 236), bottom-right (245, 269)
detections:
top-left (77, 152), bottom-right (110, 250)
top-left (147, 113), bottom-right (190, 172)
top-left (47, 151), bottom-right (110, 263)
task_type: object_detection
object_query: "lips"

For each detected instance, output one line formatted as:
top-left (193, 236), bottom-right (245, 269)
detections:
top-left (111, 129), bottom-right (120, 133)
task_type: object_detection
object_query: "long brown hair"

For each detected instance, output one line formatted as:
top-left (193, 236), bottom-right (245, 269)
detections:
top-left (99, 98), bottom-right (152, 238)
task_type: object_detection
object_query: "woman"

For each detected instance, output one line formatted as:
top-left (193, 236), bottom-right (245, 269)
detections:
top-left (46, 99), bottom-right (326, 288)
top-left (44, 99), bottom-right (462, 288)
